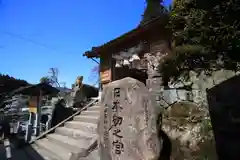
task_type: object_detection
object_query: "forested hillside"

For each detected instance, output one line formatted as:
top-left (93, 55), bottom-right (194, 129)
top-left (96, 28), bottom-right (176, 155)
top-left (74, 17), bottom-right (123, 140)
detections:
top-left (0, 74), bottom-right (30, 96)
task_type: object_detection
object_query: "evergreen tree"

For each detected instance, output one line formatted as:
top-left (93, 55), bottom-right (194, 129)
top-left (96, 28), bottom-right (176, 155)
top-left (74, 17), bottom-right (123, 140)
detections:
top-left (0, 74), bottom-right (29, 95)
top-left (160, 0), bottom-right (240, 82)
top-left (40, 76), bottom-right (51, 84)
top-left (140, 0), bottom-right (168, 26)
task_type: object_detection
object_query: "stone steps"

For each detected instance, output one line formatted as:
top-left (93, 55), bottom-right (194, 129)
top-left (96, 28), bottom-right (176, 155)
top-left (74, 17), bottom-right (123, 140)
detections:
top-left (65, 121), bottom-right (97, 133)
top-left (25, 144), bottom-right (60, 160)
top-left (24, 104), bottom-right (100, 160)
top-left (73, 115), bottom-right (99, 124)
top-left (80, 110), bottom-right (100, 116)
top-left (35, 138), bottom-right (74, 160)
top-left (86, 106), bottom-right (100, 111)
top-left (47, 134), bottom-right (90, 151)
top-left (55, 127), bottom-right (97, 140)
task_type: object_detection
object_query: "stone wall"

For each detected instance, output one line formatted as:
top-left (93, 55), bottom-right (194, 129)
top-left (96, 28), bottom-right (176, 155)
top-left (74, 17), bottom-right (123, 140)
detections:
top-left (156, 69), bottom-right (239, 159)
top-left (141, 39), bottom-right (240, 159)
top-left (166, 69), bottom-right (238, 106)
top-left (162, 101), bottom-right (216, 159)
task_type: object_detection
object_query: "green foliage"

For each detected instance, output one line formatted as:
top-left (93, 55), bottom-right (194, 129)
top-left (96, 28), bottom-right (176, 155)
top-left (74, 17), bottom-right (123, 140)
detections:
top-left (140, 0), bottom-right (169, 26)
top-left (0, 74), bottom-right (29, 95)
top-left (160, 0), bottom-right (240, 82)
top-left (40, 76), bottom-right (51, 84)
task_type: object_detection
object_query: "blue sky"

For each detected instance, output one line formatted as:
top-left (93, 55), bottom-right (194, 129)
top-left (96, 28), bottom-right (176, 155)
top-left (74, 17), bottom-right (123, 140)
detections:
top-left (0, 0), bottom-right (171, 87)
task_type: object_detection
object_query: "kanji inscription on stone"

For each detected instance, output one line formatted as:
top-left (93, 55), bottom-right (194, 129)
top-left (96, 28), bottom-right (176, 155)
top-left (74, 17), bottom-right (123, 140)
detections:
top-left (98, 77), bottom-right (161, 160)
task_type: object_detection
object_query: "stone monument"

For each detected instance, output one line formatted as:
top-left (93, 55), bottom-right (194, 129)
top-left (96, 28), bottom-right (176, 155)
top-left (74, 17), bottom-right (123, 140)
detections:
top-left (70, 76), bottom-right (87, 107)
top-left (98, 77), bottom-right (161, 160)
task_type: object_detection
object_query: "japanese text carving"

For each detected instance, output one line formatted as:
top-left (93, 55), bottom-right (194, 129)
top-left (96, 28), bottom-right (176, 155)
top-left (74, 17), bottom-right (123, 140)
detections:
top-left (112, 140), bottom-right (124, 155)
top-left (111, 87), bottom-right (124, 155)
top-left (112, 100), bottom-right (122, 112)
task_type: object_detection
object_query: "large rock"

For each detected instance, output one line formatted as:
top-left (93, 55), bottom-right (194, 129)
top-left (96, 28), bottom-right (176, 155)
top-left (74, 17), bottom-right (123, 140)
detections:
top-left (98, 77), bottom-right (161, 160)
top-left (162, 101), bottom-right (216, 159)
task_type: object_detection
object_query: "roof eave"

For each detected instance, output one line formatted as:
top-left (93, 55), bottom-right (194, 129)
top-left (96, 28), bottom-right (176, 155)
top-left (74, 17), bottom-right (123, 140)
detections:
top-left (83, 15), bottom-right (169, 58)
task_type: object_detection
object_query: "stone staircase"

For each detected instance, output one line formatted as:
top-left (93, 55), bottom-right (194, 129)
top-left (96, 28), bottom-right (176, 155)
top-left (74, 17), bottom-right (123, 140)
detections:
top-left (24, 104), bottom-right (101, 160)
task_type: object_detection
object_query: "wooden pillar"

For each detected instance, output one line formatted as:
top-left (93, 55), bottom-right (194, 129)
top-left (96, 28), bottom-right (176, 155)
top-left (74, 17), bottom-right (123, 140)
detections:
top-left (27, 95), bottom-right (38, 141)
top-left (36, 90), bottom-right (42, 136)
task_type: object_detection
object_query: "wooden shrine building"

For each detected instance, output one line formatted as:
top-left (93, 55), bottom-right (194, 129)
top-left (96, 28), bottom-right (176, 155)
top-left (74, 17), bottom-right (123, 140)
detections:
top-left (83, 0), bottom-right (171, 102)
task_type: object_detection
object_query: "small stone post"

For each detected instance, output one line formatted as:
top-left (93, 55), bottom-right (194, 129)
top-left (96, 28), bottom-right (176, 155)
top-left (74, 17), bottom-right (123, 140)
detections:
top-left (4, 138), bottom-right (11, 159)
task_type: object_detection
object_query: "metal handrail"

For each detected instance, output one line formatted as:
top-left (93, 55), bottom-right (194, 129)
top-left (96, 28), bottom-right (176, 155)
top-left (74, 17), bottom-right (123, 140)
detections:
top-left (29, 98), bottom-right (98, 144)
